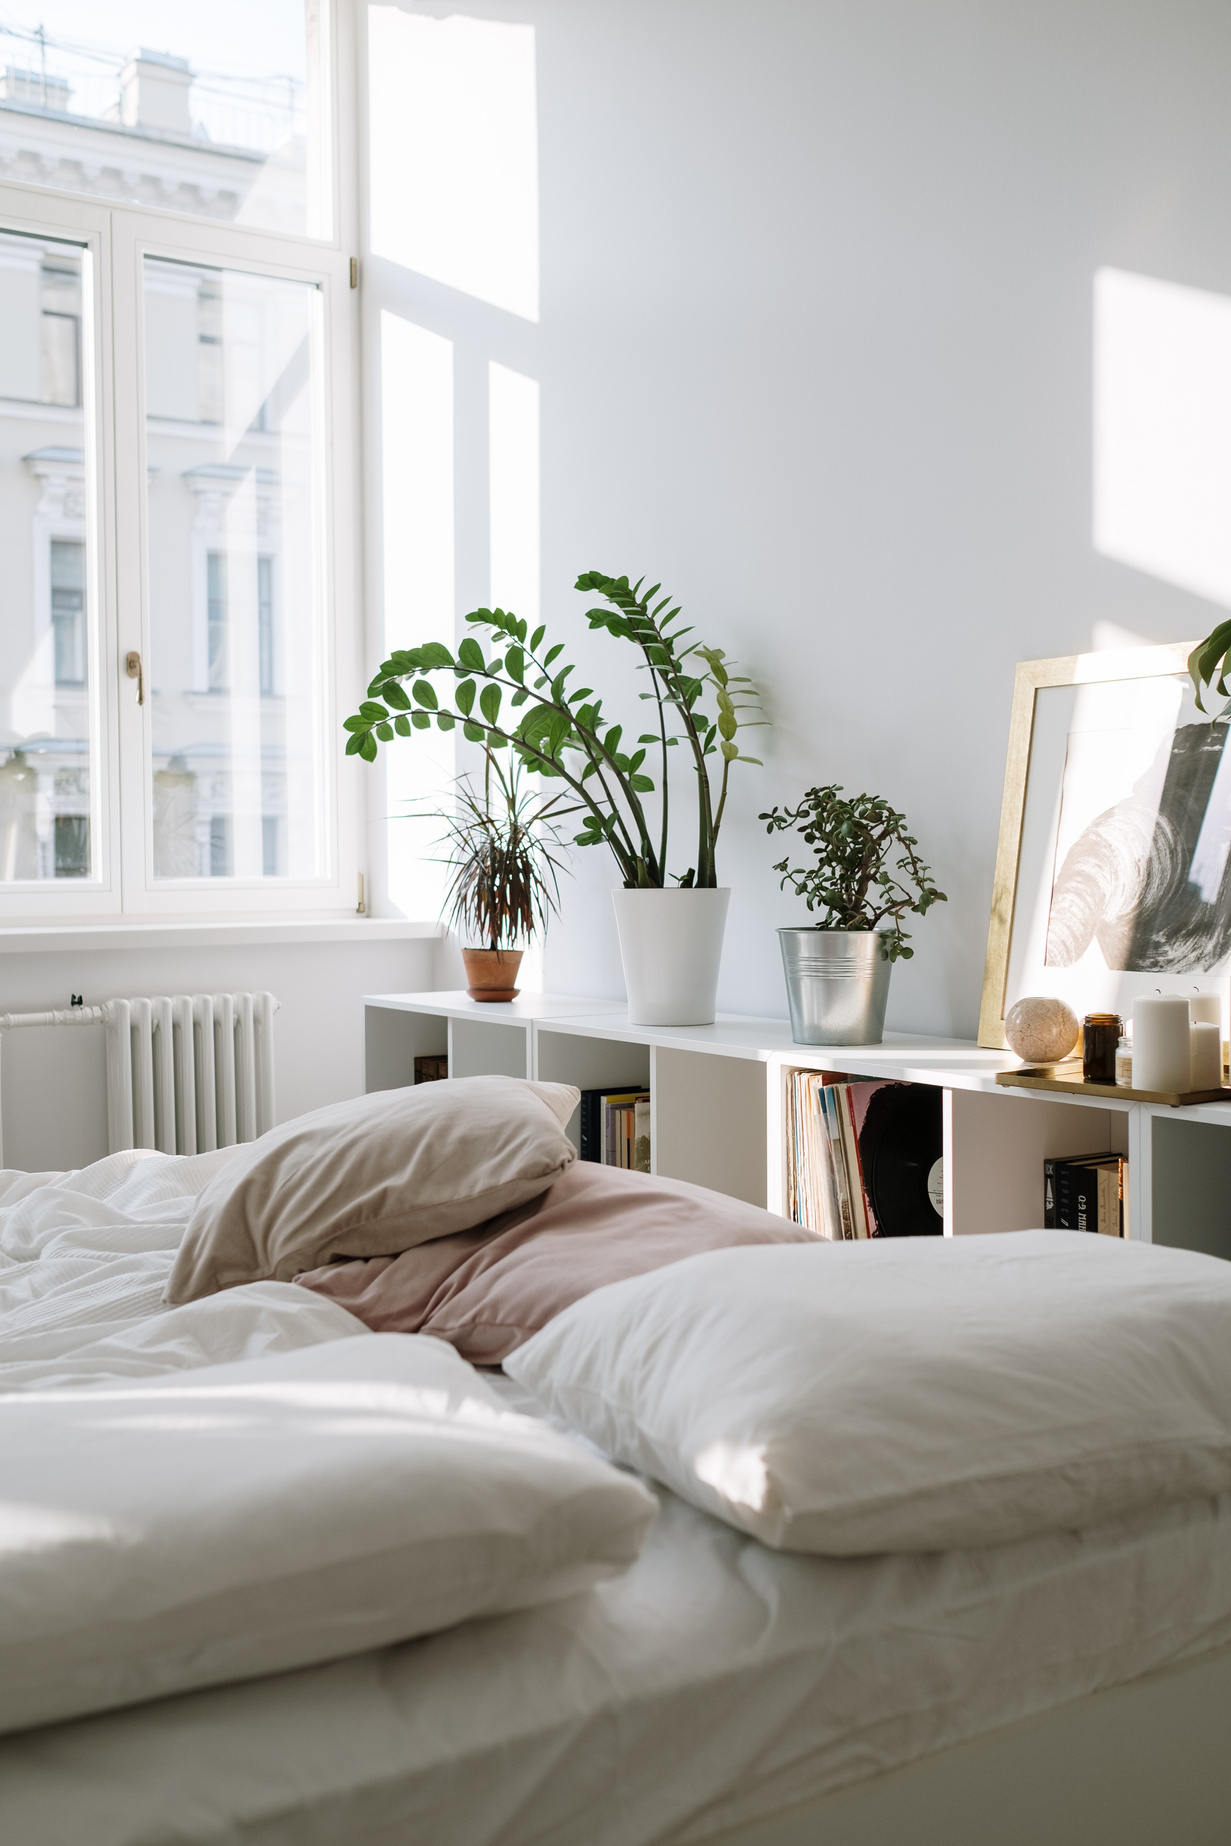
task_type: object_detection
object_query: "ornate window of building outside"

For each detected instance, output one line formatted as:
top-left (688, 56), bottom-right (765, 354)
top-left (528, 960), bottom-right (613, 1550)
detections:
top-left (0, 3), bottom-right (360, 920)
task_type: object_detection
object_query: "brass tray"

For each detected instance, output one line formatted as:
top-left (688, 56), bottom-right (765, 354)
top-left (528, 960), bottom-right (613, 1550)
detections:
top-left (995, 1058), bottom-right (1231, 1108)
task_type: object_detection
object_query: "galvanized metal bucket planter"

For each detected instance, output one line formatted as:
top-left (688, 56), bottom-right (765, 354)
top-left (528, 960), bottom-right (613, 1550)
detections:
top-left (777, 927), bottom-right (892, 1046)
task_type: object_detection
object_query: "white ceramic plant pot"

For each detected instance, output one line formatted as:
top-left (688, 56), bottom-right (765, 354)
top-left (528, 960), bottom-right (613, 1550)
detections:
top-left (611, 887), bottom-right (731, 1027)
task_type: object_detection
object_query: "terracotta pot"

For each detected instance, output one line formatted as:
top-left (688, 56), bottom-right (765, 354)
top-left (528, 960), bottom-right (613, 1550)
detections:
top-left (461, 947), bottom-right (524, 1003)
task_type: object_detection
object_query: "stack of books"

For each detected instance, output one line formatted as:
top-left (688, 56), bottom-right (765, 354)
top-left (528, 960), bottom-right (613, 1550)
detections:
top-left (787, 1071), bottom-right (893, 1239)
top-left (1043, 1152), bottom-right (1127, 1236)
top-left (580, 1084), bottom-right (651, 1174)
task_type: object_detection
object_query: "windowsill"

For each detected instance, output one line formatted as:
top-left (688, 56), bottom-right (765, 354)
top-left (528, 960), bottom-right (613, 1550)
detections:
top-left (0, 916), bottom-right (442, 954)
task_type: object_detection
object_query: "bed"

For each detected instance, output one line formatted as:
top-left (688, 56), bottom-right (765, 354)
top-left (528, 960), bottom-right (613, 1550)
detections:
top-left (2, 1135), bottom-right (1230, 1846)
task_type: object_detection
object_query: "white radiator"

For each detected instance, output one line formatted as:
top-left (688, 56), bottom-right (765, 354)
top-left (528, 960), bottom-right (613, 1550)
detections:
top-left (0, 992), bottom-right (278, 1163)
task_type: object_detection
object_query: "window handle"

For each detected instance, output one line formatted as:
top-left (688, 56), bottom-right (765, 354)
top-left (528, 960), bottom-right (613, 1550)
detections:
top-left (125, 650), bottom-right (144, 706)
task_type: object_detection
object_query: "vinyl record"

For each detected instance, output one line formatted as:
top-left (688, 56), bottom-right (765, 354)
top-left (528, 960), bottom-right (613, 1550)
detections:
top-left (858, 1083), bottom-right (943, 1236)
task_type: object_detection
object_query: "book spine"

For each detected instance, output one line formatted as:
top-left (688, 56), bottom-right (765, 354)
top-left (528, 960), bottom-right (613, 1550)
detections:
top-left (809, 1073), bottom-right (840, 1240)
top-left (822, 1086), bottom-right (854, 1239)
top-left (843, 1085), bottom-right (873, 1238)
top-left (1043, 1158), bottom-right (1058, 1229)
top-left (634, 1098), bottom-right (651, 1174)
top-left (580, 1091), bottom-right (598, 1163)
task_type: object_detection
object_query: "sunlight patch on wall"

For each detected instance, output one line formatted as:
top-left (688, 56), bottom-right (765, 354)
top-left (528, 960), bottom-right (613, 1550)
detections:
top-left (368, 8), bottom-right (539, 322)
top-left (489, 362), bottom-right (540, 622)
top-left (1094, 267), bottom-right (1231, 610)
top-left (380, 311), bottom-right (455, 920)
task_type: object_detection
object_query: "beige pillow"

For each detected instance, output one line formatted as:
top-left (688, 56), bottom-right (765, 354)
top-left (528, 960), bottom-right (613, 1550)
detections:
top-left (165, 1076), bottom-right (578, 1305)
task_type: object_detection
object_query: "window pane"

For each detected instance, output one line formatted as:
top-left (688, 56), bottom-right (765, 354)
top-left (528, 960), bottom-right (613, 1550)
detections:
top-left (0, 5), bottom-right (329, 238)
top-left (144, 256), bottom-right (327, 884)
top-left (0, 228), bottom-right (95, 883)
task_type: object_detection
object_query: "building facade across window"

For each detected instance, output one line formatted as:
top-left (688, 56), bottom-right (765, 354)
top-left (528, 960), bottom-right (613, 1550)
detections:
top-left (0, 2), bottom-right (359, 921)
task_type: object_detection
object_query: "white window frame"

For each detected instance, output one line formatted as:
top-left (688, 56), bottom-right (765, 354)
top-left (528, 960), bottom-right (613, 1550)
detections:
top-left (0, 0), bottom-right (366, 923)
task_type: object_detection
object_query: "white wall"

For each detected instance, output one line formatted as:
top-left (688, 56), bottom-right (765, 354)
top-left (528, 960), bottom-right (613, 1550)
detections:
top-left (0, 932), bottom-right (435, 1170)
top-left (365, 0), bottom-right (1231, 1036)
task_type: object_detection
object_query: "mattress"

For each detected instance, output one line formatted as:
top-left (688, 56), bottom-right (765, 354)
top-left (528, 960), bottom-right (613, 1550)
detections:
top-left (4, 1153), bottom-right (1231, 1846)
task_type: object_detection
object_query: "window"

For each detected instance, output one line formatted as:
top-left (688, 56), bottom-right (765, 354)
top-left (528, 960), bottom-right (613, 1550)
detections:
top-left (148, 256), bottom-right (328, 886)
top-left (50, 538), bottom-right (85, 685)
top-left (0, 228), bottom-right (95, 886)
top-left (258, 554), bottom-right (275, 697)
top-left (0, 3), bottom-right (358, 922)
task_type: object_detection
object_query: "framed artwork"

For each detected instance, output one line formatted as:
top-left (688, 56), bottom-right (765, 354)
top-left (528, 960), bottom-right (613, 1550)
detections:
top-left (978, 640), bottom-right (1231, 1048)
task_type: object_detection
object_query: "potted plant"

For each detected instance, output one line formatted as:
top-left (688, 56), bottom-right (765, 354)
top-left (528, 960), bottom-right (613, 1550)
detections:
top-left (431, 752), bottom-right (572, 1001)
top-left (345, 571), bottom-right (764, 1025)
top-left (761, 785), bottom-right (946, 1045)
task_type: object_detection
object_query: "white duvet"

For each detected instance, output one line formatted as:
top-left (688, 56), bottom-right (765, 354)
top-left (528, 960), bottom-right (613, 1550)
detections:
top-left (5, 1153), bottom-right (1231, 1846)
top-left (0, 1150), bottom-right (364, 1392)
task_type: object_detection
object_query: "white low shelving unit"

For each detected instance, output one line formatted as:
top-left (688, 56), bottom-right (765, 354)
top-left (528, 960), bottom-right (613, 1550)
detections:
top-left (363, 990), bottom-right (1231, 1254)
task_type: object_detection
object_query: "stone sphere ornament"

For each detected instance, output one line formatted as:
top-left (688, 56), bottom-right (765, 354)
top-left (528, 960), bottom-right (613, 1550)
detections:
top-left (1004, 996), bottom-right (1079, 1064)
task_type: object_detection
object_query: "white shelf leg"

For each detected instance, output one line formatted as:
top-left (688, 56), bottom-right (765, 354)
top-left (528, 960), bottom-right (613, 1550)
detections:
top-left (1126, 1103), bottom-right (1153, 1243)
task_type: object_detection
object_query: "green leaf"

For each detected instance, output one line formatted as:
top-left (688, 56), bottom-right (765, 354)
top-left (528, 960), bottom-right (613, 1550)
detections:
top-left (629, 774), bottom-right (655, 792)
top-left (530, 624), bottom-right (546, 651)
top-left (376, 722), bottom-right (393, 741)
top-left (455, 679), bottom-right (476, 716)
top-left (359, 733), bottom-right (378, 762)
top-left (412, 680), bottom-right (438, 710)
top-left (411, 711), bottom-right (431, 729)
top-left (462, 721), bottom-right (485, 742)
top-left (418, 641), bottom-right (455, 669)
top-left (342, 715), bottom-right (368, 733)
top-left (345, 734), bottom-right (364, 755)
top-left (479, 682), bottom-right (502, 724)
top-left (359, 700), bottom-right (388, 719)
top-left (382, 681), bottom-right (412, 711)
top-left (720, 739), bottom-right (739, 761)
top-left (544, 642), bottom-right (564, 666)
top-left (718, 710), bottom-right (737, 741)
top-left (458, 637), bottom-right (485, 672)
top-left (505, 646), bottom-right (525, 682)
top-left (394, 714), bottom-right (411, 736)
top-left (436, 710), bottom-right (455, 730)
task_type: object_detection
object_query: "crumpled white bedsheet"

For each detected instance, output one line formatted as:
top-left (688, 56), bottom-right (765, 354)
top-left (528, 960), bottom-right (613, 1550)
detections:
top-left (4, 1154), bottom-right (1231, 1846)
top-left (0, 1150), bottom-right (363, 1392)
top-left (4, 1447), bottom-right (1231, 1846)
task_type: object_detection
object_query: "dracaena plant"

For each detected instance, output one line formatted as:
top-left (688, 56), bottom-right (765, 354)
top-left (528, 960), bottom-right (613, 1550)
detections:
top-left (434, 751), bottom-right (573, 950)
top-left (344, 571), bottom-right (764, 889)
top-left (761, 785), bottom-right (947, 961)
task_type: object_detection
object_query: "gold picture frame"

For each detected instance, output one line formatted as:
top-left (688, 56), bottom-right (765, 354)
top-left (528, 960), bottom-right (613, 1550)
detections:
top-left (978, 641), bottom-right (1202, 1048)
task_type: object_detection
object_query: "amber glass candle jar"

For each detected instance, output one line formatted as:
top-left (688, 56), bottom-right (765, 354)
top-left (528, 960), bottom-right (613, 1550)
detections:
top-left (1082, 1012), bottom-right (1122, 1084)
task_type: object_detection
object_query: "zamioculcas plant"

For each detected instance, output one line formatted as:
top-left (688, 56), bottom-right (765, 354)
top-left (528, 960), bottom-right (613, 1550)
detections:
top-left (345, 571), bottom-right (764, 888)
top-left (1190, 624), bottom-right (1231, 714)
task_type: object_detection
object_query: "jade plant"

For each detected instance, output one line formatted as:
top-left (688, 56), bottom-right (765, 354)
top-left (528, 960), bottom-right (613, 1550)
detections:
top-left (760, 784), bottom-right (946, 960)
top-left (345, 571), bottom-right (764, 888)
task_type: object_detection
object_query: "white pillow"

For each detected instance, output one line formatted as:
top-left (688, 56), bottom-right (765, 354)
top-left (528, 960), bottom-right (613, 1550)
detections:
top-left (0, 1333), bottom-right (656, 1735)
top-left (505, 1232), bottom-right (1231, 1555)
top-left (165, 1076), bottom-right (580, 1305)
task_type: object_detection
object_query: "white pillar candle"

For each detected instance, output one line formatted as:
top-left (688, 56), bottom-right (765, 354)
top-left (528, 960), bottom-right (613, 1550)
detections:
top-left (1133, 994), bottom-right (1192, 1094)
top-left (1189, 990), bottom-right (1223, 1030)
top-left (1191, 1020), bottom-right (1223, 1089)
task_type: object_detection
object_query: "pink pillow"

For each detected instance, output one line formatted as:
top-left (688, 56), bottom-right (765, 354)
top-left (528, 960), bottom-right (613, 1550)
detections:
top-left (294, 1164), bottom-right (814, 1364)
